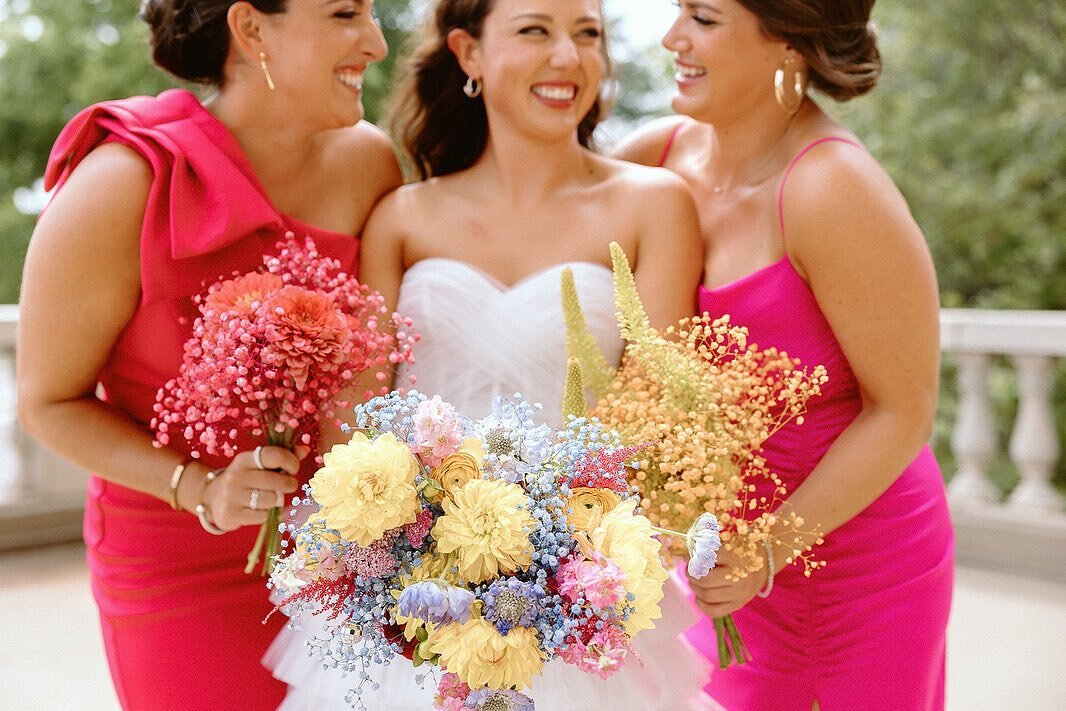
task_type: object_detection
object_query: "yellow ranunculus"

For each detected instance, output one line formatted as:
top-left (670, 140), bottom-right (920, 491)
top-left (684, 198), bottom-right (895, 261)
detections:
top-left (429, 437), bottom-right (485, 499)
top-left (309, 432), bottom-right (421, 546)
top-left (590, 499), bottom-right (668, 635)
top-left (431, 479), bottom-right (535, 584)
top-left (427, 617), bottom-right (543, 690)
top-left (567, 487), bottom-right (623, 533)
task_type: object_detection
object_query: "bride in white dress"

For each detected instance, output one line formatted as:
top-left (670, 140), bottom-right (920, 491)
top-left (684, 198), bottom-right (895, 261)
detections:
top-left (265, 0), bottom-right (720, 708)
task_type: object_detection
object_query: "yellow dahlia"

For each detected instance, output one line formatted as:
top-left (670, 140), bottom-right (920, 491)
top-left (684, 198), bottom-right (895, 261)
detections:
top-left (590, 499), bottom-right (668, 635)
top-left (431, 479), bottom-right (535, 584)
top-left (310, 432), bottom-right (421, 546)
top-left (427, 617), bottom-right (543, 690)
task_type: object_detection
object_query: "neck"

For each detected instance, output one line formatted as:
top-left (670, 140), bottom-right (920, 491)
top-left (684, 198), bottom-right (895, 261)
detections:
top-left (203, 85), bottom-right (323, 189)
top-left (706, 100), bottom-right (813, 192)
top-left (473, 125), bottom-right (592, 204)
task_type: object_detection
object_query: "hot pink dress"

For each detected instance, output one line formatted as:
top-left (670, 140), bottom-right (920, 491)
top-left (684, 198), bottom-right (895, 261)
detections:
top-left (685, 138), bottom-right (955, 710)
top-left (43, 89), bottom-right (359, 710)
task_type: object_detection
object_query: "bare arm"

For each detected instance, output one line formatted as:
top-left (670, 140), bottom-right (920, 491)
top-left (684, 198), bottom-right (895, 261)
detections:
top-left (690, 145), bottom-right (941, 616)
top-left (631, 172), bottom-right (704, 328)
top-left (610, 115), bottom-right (689, 168)
top-left (17, 144), bottom-right (298, 529)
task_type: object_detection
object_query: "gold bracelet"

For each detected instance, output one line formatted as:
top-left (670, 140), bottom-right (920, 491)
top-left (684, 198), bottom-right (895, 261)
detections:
top-left (194, 468), bottom-right (227, 535)
top-left (168, 459), bottom-right (193, 511)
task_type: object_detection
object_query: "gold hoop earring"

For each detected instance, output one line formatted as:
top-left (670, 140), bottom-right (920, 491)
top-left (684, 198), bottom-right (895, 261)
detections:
top-left (258, 51), bottom-right (276, 92)
top-left (773, 57), bottom-right (807, 115)
top-left (463, 76), bottom-right (482, 99)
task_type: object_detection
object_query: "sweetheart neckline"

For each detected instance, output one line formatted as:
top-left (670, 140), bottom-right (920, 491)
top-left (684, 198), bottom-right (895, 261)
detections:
top-left (403, 257), bottom-right (613, 292)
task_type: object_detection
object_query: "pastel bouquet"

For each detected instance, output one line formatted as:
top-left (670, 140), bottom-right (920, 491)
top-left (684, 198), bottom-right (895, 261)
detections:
top-left (563, 243), bottom-right (829, 668)
top-left (267, 389), bottom-right (720, 710)
top-left (151, 232), bottom-right (417, 574)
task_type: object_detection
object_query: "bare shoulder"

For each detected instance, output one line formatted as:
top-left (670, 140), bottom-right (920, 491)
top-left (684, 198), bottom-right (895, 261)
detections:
top-left (321, 121), bottom-right (402, 193)
top-left (595, 152), bottom-right (695, 205)
top-left (609, 115), bottom-right (695, 166)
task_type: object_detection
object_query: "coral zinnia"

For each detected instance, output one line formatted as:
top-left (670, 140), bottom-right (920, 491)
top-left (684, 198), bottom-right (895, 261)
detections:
top-left (589, 499), bottom-right (668, 635)
top-left (427, 617), bottom-right (543, 691)
top-left (310, 432), bottom-right (421, 546)
top-left (431, 479), bottom-right (535, 584)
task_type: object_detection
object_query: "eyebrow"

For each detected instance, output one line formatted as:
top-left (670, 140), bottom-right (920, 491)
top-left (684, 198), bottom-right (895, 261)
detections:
top-left (509, 13), bottom-right (602, 24)
top-left (685, 2), bottom-right (721, 12)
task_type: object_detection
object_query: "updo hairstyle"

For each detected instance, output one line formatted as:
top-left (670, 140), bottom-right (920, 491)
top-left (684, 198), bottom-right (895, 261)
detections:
top-left (739, 0), bottom-right (882, 100)
top-left (139, 0), bottom-right (288, 85)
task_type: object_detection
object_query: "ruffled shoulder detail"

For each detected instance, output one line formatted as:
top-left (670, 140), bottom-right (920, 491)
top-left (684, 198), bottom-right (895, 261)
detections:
top-left (44, 88), bottom-right (283, 260)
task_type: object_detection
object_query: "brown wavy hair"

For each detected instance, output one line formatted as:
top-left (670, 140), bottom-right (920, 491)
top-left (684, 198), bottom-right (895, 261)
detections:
top-left (738, 0), bottom-right (882, 100)
top-left (387, 0), bottom-right (612, 180)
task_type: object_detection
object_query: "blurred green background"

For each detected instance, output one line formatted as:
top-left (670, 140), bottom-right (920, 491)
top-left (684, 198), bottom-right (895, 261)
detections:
top-left (1, 0), bottom-right (1063, 492)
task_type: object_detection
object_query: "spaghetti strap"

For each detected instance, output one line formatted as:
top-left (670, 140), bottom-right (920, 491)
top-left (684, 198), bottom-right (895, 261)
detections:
top-left (657, 122), bottom-right (685, 168)
top-left (777, 136), bottom-right (861, 244)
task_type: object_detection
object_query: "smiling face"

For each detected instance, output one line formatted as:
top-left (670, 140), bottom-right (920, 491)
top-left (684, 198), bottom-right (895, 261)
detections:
top-left (258, 0), bottom-right (388, 129)
top-left (663, 0), bottom-right (788, 125)
top-left (459, 0), bottom-right (606, 144)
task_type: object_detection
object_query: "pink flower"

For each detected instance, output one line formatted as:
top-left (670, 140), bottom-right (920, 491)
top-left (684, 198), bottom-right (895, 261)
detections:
top-left (403, 508), bottom-right (434, 549)
top-left (433, 672), bottom-right (471, 710)
top-left (559, 624), bottom-right (632, 679)
top-left (260, 286), bottom-right (351, 391)
top-left (557, 552), bottom-right (628, 608)
top-left (413, 395), bottom-right (464, 467)
top-left (203, 272), bottom-right (284, 318)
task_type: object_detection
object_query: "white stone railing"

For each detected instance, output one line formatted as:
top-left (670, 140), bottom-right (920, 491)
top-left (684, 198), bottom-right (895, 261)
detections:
top-left (2, 306), bottom-right (1065, 576)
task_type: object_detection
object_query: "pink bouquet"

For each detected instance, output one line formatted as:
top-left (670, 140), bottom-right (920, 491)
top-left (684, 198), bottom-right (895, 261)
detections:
top-left (152, 232), bottom-right (417, 574)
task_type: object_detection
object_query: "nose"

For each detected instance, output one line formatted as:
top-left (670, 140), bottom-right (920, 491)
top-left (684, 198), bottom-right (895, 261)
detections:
top-left (363, 17), bottom-right (388, 63)
top-left (662, 15), bottom-right (687, 53)
top-left (549, 35), bottom-right (581, 69)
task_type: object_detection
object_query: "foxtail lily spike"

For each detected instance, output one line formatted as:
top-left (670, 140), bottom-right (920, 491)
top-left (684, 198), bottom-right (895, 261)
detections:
top-left (561, 267), bottom-right (615, 399)
top-left (561, 357), bottom-right (587, 424)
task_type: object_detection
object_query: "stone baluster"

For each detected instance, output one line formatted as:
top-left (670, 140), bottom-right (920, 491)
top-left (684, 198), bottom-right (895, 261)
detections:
top-left (948, 353), bottom-right (1000, 507)
top-left (1007, 355), bottom-right (1064, 512)
top-left (0, 339), bottom-right (27, 503)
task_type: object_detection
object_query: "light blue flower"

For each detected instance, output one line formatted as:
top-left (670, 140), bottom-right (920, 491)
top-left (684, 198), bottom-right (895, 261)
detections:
top-left (686, 512), bottom-right (723, 579)
top-left (396, 580), bottom-right (474, 624)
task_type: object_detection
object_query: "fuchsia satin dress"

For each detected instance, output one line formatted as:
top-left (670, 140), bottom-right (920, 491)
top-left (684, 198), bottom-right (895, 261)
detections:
top-left (44, 89), bottom-right (359, 710)
top-left (681, 138), bottom-right (955, 710)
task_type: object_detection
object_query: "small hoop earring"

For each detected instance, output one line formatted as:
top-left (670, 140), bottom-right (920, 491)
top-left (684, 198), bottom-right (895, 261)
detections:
top-left (773, 56), bottom-right (807, 115)
top-left (258, 51), bottom-right (276, 92)
top-left (463, 76), bottom-right (482, 99)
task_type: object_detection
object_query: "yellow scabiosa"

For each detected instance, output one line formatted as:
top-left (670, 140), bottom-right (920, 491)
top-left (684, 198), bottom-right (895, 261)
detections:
top-left (567, 487), bottom-right (623, 533)
top-left (429, 437), bottom-right (485, 499)
top-left (310, 432), bottom-right (421, 546)
top-left (590, 499), bottom-right (668, 635)
top-left (431, 479), bottom-right (535, 584)
top-left (428, 617), bottom-right (543, 690)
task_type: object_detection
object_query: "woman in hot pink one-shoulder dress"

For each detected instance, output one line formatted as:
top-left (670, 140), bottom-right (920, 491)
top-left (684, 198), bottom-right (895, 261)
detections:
top-left (616, 1), bottom-right (954, 709)
top-left (16, 3), bottom-right (400, 709)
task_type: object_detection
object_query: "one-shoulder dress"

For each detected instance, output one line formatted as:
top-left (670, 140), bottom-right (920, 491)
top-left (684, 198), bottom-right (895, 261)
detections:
top-left (43, 88), bottom-right (360, 710)
top-left (683, 138), bottom-right (955, 710)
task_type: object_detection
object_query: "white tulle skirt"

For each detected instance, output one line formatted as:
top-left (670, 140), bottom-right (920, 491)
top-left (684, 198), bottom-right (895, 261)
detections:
top-left (263, 573), bottom-right (721, 711)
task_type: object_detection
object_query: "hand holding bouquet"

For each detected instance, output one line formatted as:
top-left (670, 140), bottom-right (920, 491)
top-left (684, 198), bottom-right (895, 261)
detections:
top-left (563, 243), bottom-right (828, 667)
top-left (151, 232), bottom-right (417, 574)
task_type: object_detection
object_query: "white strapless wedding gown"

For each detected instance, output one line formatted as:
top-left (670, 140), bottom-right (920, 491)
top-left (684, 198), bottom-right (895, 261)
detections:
top-left (264, 259), bottom-right (720, 710)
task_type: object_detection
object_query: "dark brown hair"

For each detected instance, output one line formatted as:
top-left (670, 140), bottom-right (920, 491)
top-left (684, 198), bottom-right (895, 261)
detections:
top-left (738, 0), bottom-right (881, 100)
top-left (388, 0), bottom-right (612, 180)
top-left (139, 0), bottom-right (288, 85)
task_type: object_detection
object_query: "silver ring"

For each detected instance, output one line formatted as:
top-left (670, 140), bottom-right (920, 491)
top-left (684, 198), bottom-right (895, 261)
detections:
top-left (252, 445), bottom-right (266, 470)
top-left (248, 488), bottom-right (261, 510)
top-left (275, 490), bottom-right (285, 509)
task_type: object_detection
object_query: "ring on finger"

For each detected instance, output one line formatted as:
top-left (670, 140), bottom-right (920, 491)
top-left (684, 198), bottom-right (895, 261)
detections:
top-left (248, 487), bottom-right (261, 510)
top-left (252, 445), bottom-right (266, 470)
top-left (274, 490), bottom-right (285, 509)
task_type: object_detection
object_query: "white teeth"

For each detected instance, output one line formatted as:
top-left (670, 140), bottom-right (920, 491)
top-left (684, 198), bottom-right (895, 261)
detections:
top-left (338, 71), bottom-right (364, 90)
top-left (675, 64), bottom-right (707, 80)
top-left (532, 85), bottom-right (577, 101)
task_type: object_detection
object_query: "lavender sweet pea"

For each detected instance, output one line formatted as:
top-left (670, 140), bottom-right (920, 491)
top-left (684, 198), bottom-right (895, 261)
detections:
top-left (686, 512), bottom-right (723, 579)
top-left (397, 580), bottom-right (475, 625)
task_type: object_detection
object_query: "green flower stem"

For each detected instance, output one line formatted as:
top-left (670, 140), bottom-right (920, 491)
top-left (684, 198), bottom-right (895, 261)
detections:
top-left (723, 614), bottom-right (751, 665)
top-left (712, 614), bottom-right (750, 669)
top-left (713, 617), bottom-right (732, 669)
top-left (244, 428), bottom-right (294, 576)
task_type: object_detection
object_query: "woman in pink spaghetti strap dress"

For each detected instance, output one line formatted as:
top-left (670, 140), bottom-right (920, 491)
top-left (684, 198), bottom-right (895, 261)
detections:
top-left (17, 2), bottom-right (399, 709)
top-left (615, 1), bottom-right (953, 709)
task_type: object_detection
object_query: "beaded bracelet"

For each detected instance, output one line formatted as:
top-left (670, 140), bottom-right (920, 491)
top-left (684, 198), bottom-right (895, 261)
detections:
top-left (194, 468), bottom-right (227, 535)
top-left (167, 459), bottom-right (193, 511)
top-left (756, 538), bottom-right (776, 599)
